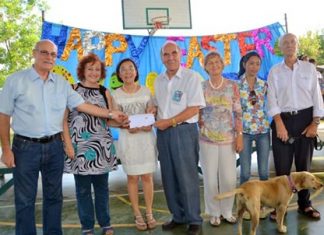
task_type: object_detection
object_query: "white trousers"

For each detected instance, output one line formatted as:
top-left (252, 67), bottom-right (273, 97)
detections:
top-left (200, 141), bottom-right (237, 218)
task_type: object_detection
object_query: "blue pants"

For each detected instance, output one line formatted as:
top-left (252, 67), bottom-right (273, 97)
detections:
top-left (157, 123), bottom-right (202, 225)
top-left (239, 132), bottom-right (270, 184)
top-left (74, 173), bottom-right (111, 230)
top-left (13, 136), bottom-right (64, 235)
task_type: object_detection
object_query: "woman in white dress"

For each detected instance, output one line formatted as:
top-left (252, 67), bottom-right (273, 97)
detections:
top-left (112, 58), bottom-right (157, 231)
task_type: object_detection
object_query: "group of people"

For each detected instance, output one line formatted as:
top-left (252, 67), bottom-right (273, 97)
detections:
top-left (0, 32), bottom-right (323, 235)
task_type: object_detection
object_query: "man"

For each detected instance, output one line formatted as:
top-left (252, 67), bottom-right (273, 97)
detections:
top-left (154, 41), bottom-right (205, 235)
top-left (0, 39), bottom-right (127, 235)
top-left (267, 33), bottom-right (324, 220)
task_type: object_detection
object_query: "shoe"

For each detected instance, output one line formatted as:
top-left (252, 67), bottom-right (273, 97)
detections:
top-left (187, 224), bottom-right (201, 235)
top-left (209, 216), bottom-right (221, 226)
top-left (101, 226), bottom-right (114, 235)
top-left (134, 215), bottom-right (147, 231)
top-left (259, 206), bottom-right (269, 219)
top-left (298, 206), bottom-right (321, 220)
top-left (224, 216), bottom-right (237, 224)
top-left (82, 229), bottom-right (94, 235)
top-left (162, 220), bottom-right (183, 231)
top-left (146, 213), bottom-right (157, 229)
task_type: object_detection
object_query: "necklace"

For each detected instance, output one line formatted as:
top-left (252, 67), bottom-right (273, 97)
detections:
top-left (122, 84), bottom-right (138, 93)
top-left (209, 77), bottom-right (223, 90)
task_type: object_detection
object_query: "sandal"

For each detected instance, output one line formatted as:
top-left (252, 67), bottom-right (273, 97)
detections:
top-left (224, 216), bottom-right (237, 224)
top-left (209, 216), bottom-right (221, 227)
top-left (298, 206), bottom-right (321, 220)
top-left (146, 213), bottom-right (157, 229)
top-left (134, 215), bottom-right (148, 231)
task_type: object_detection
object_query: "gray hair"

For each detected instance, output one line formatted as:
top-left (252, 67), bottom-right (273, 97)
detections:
top-left (160, 40), bottom-right (180, 55)
top-left (34, 39), bottom-right (58, 51)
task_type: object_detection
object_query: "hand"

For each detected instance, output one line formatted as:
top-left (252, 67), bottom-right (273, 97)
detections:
top-left (146, 106), bottom-right (157, 116)
top-left (235, 135), bottom-right (244, 153)
top-left (275, 120), bottom-right (289, 142)
top-left (128, 127), bottom-right (140, 134)
top-left (302, 122), bottom-right (318, 138)
top-left (154, 119), bottom-right (171, 131)
top-left (112, 111), bottom-right (129, 124)
top-left (64, 144), bottom-right (75, 160)
top-left (140, 125), bottom-right (152, 132)
top-left (198, 119), bottom-right (204, 128)
top-left (1, 149), bottom-right (15, 168)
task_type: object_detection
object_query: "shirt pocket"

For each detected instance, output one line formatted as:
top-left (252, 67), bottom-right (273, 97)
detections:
top-left (296, 74), bottom-right (311, 91)
top-left (51, 95), bottom-right (67, 111)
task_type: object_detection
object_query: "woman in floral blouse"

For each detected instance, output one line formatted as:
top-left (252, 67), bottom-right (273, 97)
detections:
top-left (199, 51), bottom-right (243, 227)
top-left (238, 51), bottom-right (270, 187)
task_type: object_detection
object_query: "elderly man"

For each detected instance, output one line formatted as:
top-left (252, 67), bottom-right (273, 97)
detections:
top-left (0, 39), bottom-right (127, 235)
top-left (154, 41), bottom-right (205, 235)
top-left (267, 33), bottom-right (324, 221)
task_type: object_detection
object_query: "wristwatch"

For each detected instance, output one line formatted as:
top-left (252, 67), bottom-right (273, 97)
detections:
top-left (108, 112), bottom-right (113, 120)
top-left (313, 119), bottom-right (320, 125)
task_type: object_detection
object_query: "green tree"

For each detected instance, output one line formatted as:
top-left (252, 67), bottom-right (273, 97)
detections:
top-left (298, 31), bottom-right (324, 64)
top-left (0, 0), bottom-right (44, 87)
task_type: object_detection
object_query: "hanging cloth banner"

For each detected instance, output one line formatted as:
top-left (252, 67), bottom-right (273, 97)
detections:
top-left (41, 21), bottom-right (285, 93)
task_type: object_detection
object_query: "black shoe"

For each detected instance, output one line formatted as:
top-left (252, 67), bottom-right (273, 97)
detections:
top-left (187, 224), bottom-right (201, 235)
top-left (162, 220), bottom-right (183, 231)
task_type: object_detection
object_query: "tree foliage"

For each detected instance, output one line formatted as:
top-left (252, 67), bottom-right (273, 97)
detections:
top-left (0, 0), bottom-right (45, 87)
top-left (298, 31), bottom-right (324, 64)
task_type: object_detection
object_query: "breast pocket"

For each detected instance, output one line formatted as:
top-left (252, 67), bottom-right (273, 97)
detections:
top-left (51, 95), bottom-right (67, 111)
top-left (171, 90), bottom-right (187, 106)
top-left (296, 75), bottom-right (311, 91)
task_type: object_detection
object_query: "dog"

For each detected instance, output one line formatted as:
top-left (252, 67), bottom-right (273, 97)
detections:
top-left (215, 171), bottom-right (323, 235)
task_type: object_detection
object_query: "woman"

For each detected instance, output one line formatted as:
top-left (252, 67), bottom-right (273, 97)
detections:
top-left (63, 53), bottom-right (125, 235)
top-left (238, 51), bottom-right (270, 185)
top-left (199, 51), bottom-right (243, 227)
top-left (112, 58), bottom-right (157, 231)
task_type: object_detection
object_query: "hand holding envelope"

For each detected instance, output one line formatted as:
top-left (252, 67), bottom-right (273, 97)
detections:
top-left (129, 113), bottom-right (155, 129)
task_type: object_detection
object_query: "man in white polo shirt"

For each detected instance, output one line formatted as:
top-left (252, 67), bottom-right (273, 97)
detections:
top-left (154, 41), bottom-right (205, 235)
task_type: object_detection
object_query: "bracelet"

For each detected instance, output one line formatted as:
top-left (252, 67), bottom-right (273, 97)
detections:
top-left (313, 119), bottom-right (320, 126)
top-left (172, 118), bottom-right (177, 127)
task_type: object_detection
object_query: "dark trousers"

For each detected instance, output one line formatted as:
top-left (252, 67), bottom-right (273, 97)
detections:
top-left (157, 123), bottom-right (202, 225)
top-left (271, 107), bottom-right (314, 209)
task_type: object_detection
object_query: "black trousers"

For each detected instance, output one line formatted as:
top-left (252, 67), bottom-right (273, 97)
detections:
top-left (271, 107), bottom-right (314, 209)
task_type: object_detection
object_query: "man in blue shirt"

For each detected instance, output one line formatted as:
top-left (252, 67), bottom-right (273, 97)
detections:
top-left (0, 39), bottom-right (126, 235)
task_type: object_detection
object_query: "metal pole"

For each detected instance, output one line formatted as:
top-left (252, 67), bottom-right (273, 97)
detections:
top-left (284, 13), bottom-right (288, 33)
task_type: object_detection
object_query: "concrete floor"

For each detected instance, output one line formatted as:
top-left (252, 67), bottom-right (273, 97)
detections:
top-left (1, 161), bottom-right (324, 235)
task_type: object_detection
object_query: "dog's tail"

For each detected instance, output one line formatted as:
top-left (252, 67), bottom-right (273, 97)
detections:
top-left (214, 188), bottom-right (244, 200)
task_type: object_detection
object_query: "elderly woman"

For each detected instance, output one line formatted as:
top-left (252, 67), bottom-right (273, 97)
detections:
top-left (199, 51), bottom-right (243, 227)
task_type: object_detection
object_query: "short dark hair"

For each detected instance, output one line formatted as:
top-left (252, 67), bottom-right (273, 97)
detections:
top-left (115, 58), bottom-right (139, 83)
top-left (77, 53), bottom-right (106, 82)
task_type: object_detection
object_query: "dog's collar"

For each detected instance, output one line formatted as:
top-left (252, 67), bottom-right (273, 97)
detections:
top-left (287, 175), bottom-right (298, 193)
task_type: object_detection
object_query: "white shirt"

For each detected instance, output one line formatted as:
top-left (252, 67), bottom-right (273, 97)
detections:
top-left (154, 67), bottom-right (206, 123)
top-left (267, 60), bottom-right (324, 117)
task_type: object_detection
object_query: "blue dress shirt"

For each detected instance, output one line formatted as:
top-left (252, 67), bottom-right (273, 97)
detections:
top-left (0, 67), bottom-right (84, 137)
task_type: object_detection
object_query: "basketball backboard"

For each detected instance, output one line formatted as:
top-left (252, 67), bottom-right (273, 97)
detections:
top-left (122, 0), bottom-right (192, 30)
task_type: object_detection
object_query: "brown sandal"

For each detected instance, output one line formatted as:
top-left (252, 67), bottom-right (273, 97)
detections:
top-left (134, 215), bottom-right (147, 231)
top-left (146, 213), bottom-right (157, 229)
top-left (298, 206), bottom-right (321, 220)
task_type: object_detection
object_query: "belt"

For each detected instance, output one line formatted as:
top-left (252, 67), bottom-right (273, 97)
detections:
top-left (178, 122), bottom-right (190, 126)
top-left (14, 133), bottom-right (61, 143)
top-left (281, 107), bottom-right (313, 118)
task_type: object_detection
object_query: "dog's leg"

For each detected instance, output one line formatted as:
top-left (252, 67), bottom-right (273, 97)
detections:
top-left (236, 198), bottom-right (244, 235)
top-left (276, 206), bottom-right (287, 233)
top-left (249, 201), bottom-right (260, 235)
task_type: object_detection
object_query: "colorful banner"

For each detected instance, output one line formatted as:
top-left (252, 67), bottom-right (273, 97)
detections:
top-left (41, 21), bottom-right (285, 94)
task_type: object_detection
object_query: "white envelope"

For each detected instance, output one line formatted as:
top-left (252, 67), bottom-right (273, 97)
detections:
top-left (129, 113), bottom-right (155, 128)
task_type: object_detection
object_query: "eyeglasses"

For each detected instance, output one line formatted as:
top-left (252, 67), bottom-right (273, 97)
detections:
top-left (35, 49), bottom-right (57, 58)
top-left (249, 90), bottom-right (257, 105)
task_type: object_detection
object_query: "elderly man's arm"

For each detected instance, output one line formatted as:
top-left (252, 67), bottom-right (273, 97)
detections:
top-left (0, 113), bottom-right (15, 168)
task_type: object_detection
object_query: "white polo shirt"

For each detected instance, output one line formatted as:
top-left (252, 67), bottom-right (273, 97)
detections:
top-left (154, 67), bottom-right (206, 123)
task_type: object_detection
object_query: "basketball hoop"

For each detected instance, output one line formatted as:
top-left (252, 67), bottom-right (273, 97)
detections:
top-left (148, 16), bottom-right (171, 36)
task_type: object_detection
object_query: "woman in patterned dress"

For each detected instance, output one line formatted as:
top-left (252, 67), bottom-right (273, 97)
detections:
top-left (63, 53), bottom-right (126, 235)
top-left (199, 51), bottom-right (243, 227)
top-left (112, 58), bottom-right (157, 231)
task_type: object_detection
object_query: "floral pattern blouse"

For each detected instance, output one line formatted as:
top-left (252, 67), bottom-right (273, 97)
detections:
top-left (200, 78), bottom-right (243, 145)
top-left (238, 76), bottom-right (270, 135)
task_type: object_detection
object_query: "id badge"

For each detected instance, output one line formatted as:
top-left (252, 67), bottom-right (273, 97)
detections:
top-left (172, 90), bottom-right (183, 102)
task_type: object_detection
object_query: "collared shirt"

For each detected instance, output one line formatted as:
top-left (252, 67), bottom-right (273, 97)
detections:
top-left (267, 60), bottom-right (324, 117)
top-left (239, 76), bottom-right (270, 134)
top-left (154, 67), bottom-right (206, 123)
top-left (0, 67), bottom-right (84, 138)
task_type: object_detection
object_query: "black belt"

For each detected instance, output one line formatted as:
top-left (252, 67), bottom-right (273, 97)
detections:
top-left (15, 133), bottom-right (61, 143)
top-left (281, 107), bottom-right (313, 118)
top-left (179, 122), bottom-right (190, 126)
